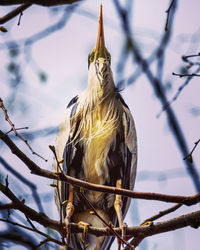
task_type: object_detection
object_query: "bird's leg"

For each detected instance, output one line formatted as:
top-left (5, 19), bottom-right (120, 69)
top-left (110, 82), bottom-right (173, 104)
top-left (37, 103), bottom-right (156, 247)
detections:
top-left (64, 184), bottom-right (74, 246)
top-left (114, 179), bottom-right (126, 250)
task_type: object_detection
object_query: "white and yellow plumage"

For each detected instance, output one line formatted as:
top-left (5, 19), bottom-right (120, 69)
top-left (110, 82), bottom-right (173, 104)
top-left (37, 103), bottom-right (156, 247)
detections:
top-left (54, 5), bottom-right (137, 250)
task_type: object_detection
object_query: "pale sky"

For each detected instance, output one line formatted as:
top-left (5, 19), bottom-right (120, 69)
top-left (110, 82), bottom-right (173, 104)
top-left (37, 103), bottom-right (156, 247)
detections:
top-left (1, 1), bottom-right (200, 249)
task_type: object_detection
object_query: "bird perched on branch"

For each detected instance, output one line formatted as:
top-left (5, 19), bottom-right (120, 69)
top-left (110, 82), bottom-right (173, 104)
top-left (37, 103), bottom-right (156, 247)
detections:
top-left (54, 4), bottom-right (137, 250)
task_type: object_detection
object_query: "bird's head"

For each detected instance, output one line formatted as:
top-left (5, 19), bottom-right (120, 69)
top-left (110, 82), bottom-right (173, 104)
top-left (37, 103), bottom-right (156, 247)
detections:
top-left (88, 5), bottom-right (111, 67)
top-left (87, 4), bottom-right (114, 94)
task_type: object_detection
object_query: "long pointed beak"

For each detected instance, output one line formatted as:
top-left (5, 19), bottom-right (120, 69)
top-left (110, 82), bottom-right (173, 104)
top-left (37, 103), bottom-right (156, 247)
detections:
top-left (95, 4), bottom-right (106, 59)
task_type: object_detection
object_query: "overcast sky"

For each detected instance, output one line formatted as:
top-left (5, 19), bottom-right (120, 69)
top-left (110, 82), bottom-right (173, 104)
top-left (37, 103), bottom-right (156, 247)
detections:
top-left (1, 1), bottom-right (200, 249)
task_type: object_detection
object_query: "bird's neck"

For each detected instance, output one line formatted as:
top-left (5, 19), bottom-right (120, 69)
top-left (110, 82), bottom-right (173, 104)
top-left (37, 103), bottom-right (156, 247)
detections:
top-left (87, 60), bottom-right (116, 103)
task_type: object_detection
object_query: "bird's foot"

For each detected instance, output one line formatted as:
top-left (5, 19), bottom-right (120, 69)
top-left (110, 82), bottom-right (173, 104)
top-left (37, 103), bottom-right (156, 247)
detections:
top-left (78, 221), bottom-right (90, 249)
top-left (78, 221), bottom-right (90, 233)
top-left (140, 220), bottom-right (153, 227)
top-left (117, 223), bottom-right (128, 250)
top-left (64, 202), bottom-right (75, 246)
top-left (121, 222), bottom-right (127, 240)
top-left (66, 201), bottom-right (75, 219)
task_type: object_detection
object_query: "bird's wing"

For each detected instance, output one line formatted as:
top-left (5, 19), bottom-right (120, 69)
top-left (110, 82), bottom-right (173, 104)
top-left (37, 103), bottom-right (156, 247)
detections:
top-left (120, 95), bottom-right (137, 216)
top-left (106, 96), bottom-right (137, 250)
top-left (53, 96), bottom-right (78, 215)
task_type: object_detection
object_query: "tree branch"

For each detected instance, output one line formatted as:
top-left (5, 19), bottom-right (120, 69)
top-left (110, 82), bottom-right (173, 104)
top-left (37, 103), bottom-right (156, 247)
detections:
top-left (0, 181), bottom-right (61, 231)
top-left (0, 230), bottom-right (37, 248)
top-left (1, 176), bottom-right (200, 248)
top-left (0, 202), bottom-right (17, 210)
top-left (0, 156), bottom-right (44, 213)
top-left (70, 209), bottom-right (200, 238)
top-left (0, 98), bottom-right (47, 161)
top-left (184, 139), bottom-right (200, 163)
top-left (80, 192), bottom-right (134, 249)
top-left (0, 0), bottom-right (81, 6)
top-left (165, 0), bottom-right (175, 31)
top-left (141, 203), bottom-right (182, 225)
top-left (1, 129), bottom-right (200, 206)
top-left (0, 3), bottom-right (31, 25)
top-left (0, 218), bottom-right (63, 245)
top-left (172, 72), bottom-right (200, 77)
top-left (123, 209), bottom-right (200, 249)
top-left (113, 0), bottom-right (200, 194)
top-left (157, 65), bottom-right (200, 118)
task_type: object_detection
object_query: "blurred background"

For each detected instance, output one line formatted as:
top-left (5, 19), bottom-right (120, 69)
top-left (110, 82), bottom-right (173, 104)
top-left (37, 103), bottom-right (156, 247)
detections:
top-left (1, 0), bottom-right (200, 249)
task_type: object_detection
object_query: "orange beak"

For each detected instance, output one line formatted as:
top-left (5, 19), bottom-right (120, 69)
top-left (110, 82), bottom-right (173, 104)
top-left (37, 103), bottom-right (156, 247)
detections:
top-left (95, 4), bottom-right (106, 59)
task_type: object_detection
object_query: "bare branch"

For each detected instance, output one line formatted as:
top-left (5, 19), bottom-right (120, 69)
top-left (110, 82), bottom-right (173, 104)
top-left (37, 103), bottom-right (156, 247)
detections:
top-left (0, 98), bottom-right (47, 161)
top-left (184, 139), bottom-right (200, 163)
top-left (123, 209), bottom-right (200, 249)
top-left (172, 72), bottom-right (200, 77)
top-left (165, 0), bottom-right (175, 31)
top-left (0, 218), bottom-right (63, 245)
top-left (0, 3), bottom-right (31, 24)
top-left (1, 129), bottom-right (200, 206)
top-left (80, 192), bottom-right (134, 249)
top-left (1, 178), bottom-right (200, 248)
top-left (6, 126), bottom-right (29, 134)
top-left (113, 0), bottom-right (200, 193)
top-left (0, 230), bottom-right (37, 248)
top-left (157, 66), bottom-right (200, 117)
top-left (141, 203), bottom-right (182, 225)
top-left (0, 0), bottom-right (81, 6)
top-left (0, 181), bottom-right (61, 231)
top-left (0, 156), bottom-right (44, 213)
top-left (182, 53), bottom-right (200, 64)
top-left (0, 202), bottom-right (17, 210)
top-left (71, 209), bottom-right (200, 238)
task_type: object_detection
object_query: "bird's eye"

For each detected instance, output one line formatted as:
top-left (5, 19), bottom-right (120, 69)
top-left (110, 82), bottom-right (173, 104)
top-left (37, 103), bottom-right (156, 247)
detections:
top-left (90, 56), bottom-right (94, 62)
top-left (107, 54), bottom-right (111, 63)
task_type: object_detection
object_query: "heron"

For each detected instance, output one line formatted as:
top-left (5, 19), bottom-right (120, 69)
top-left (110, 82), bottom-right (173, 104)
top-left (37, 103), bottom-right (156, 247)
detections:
top-left (54, 4), bottom-right (137, 250)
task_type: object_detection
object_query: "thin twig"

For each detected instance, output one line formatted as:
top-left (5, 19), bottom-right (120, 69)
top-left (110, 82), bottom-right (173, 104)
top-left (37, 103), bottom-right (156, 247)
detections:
top-left (184, 139), bottom-right (200, 162)
top-left (80, 192), bottom-right (134, 249)
top-left (172, 72), bottom-right (200, 77)
top-left (0, 0), bottom-right (81, 7)
top-left (0, 202), bottom-right (17, 210)
top-left (0, 218), bottom-right (63, 245)
top-left (25, 214), bottom-right (37, 230)
top-left (0, 98), bottom-right (47, 161)
top-left (49, 145), bottom-right (65, 243)
top-left (182, 53), bottom-right (200, 63)
top-left (0, 181), bottom-right (61, 231)
top-left (0, 156), bottom-right (44, 213)
top-left (6, 126), bottom-right (29, 134)
top-left (0, 3), bottom-right (31, 25)
top-left (36, 238), bottom-right (51, 249)
top-left (1, 129), bottom-right (200, 206)
top-left (157, 66), bottom-right (200, 118)
top-left (141, 203), bottom-right (182, 225)
top-left (1, 182), bottom-right (200, 244)
top-left (114, 0), bottom-right (200, 194)
top-left (17, 11), bottom-right (23, 25)
top-left (165, 0), bottom-right (175, 31)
